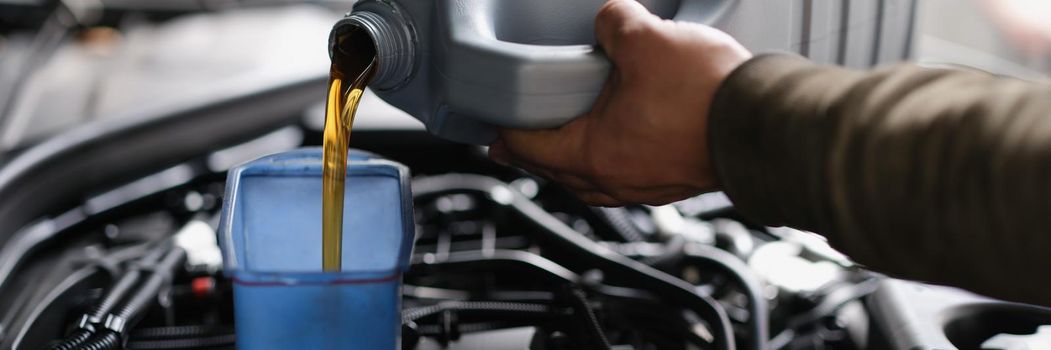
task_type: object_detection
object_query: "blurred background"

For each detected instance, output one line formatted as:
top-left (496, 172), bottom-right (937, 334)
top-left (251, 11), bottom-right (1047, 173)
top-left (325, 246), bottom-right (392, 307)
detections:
top-left (920, 0), bottom-right (1050, 77)
top-left (0, 0), bottom-right (1048, 157)
top-left (0, 1), bottom-right (1049, 349)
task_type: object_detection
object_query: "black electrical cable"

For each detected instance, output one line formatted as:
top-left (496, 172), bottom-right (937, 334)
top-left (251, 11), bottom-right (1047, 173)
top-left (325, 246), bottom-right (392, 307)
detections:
top-left (414, 321), bottom-right (544, 337)
top-left (73, 332), bottom-right (119, 350)
top-left (769, 278), bottom-right (882, 350)
top-left (412, 175), bottom-right (737, 350)
top-left (409, 250), bottom-right (714, 349)
top-left (42, 273), bottom-right (137, 350)
top-left (406, 303), bottom-right (560, 345)
top-left (568, 289), bottom-right (612, 350)
top-left (75, 248), bottom-right (186, 350)
top-left (682, 244), bottom-right (769, 350)
top-left (131, 325), bottom-right (234, 340)
top-left (44, 331), bottom-right (92, 350)
top-left (118, 248), bottom-right (186, 323)
top-left (125, 334), bottom-right (236, 350)
top-left (622, 239), bottom-right (765, 346)
top-left (410, 233), bottom-right (709, 348)
top-left (44, 243), bottom-right (170, 350)
top-left (407, 299), bottom-right (612, 349)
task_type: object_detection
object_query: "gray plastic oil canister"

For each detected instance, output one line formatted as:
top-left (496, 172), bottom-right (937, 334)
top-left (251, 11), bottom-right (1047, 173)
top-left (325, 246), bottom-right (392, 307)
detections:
top-left (332, 0), bottom-right (916, 144)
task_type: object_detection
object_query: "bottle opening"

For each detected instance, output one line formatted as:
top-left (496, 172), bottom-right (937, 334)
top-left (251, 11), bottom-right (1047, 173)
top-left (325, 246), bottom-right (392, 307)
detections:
top-left (335, 2), bottom-right (416, 91)
top-left (332, 26), bottom-right (378, 80)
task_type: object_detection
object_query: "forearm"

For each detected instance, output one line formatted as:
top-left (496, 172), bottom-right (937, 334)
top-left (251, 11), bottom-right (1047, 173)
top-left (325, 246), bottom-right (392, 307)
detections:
top-left (709, 54), bottom-right (1051, 306)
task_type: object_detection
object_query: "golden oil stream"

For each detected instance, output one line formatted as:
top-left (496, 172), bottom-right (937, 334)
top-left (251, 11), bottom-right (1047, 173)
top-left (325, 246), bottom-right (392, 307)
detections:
top-left (321, 29), bottom-right (377, 272)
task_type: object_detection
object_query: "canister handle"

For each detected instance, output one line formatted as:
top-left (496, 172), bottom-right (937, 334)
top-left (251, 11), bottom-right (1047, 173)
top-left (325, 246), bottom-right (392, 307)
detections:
top-left (439, 0), bottom-right (733, 128)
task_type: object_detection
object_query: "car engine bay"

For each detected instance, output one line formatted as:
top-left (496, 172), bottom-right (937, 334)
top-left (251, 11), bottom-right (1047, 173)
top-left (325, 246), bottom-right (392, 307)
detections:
top-left (0, 2), bottom-right (1049, 350)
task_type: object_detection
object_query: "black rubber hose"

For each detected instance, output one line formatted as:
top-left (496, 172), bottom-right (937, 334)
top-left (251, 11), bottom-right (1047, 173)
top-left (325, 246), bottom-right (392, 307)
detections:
top-left (115, 249), bottom-right (186, 322)
top-left (131, 325), bottom-right (234, 340)
top-left (412, 175), bottom-right (737, 350)
top-left (683, 244), bottom-right (769, 350)
top-left (72, 332), bottom-right (119, 350)
top-left (45, 243), bottom-right (170, 350)
top-left (125, 334), bottom-right (236, 350)
top-left (44, 273), bottom-right (140, 350)
top-left (44, 330), bottom-right (92, 350)
top-left (75, 248), bottom-right (186, 350)
top-left (91, 271), bottom-right (140, 316)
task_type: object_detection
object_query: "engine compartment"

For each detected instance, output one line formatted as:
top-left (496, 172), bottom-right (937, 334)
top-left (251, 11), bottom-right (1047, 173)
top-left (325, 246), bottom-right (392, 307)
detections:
top-left (1, 124), bottom-right (878, 349)
top-left (8, 121), bottom-right (1047, 349)
top-left (0, 3), bottom-right (1049, 350)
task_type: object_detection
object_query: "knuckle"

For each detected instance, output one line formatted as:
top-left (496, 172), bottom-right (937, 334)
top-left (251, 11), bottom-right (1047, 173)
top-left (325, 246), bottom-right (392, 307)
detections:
top-left (595, 0), bottom-right (629, 26)
top-left (582, 150), bottom-right (610, 181)
top-left (613, 21), bottom-right (655, 49)
top-left (608, 191), bottom-right (635, 207)
top-left (589, 195), bottom-right (622, 208)
top-left (595, 1), bottom-right (618, 24)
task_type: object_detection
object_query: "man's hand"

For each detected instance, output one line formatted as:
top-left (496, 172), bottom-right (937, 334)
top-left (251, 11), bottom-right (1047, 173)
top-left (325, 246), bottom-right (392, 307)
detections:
top-left (488, 0), bottom-right (752, 207)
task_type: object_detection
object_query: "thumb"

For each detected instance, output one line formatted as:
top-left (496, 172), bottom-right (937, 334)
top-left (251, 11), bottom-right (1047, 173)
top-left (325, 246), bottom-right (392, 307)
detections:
top-left (594, 0), bottom-right (659, 59)
top-left (496, 52), bottom-right (620, 175)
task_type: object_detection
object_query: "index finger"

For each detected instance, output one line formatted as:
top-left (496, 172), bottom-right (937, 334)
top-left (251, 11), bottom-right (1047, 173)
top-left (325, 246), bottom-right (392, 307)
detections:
top-left (497, 115), bottom-right (590, 174)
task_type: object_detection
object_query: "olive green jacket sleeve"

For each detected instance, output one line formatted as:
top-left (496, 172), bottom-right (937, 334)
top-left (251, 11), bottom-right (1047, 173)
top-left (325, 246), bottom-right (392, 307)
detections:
top-left (708, 54), bottom-right (1051, 306)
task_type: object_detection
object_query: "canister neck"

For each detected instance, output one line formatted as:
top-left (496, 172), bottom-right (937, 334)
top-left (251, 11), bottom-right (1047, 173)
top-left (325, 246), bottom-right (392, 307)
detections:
top-left (341, 2), bottom-right (415, 91)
